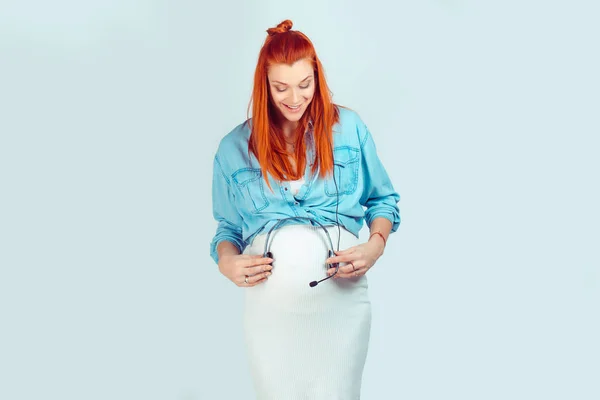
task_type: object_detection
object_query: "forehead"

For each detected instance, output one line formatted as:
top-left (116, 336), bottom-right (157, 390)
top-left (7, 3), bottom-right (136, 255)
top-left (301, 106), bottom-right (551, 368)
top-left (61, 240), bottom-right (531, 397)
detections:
top-left (267, 59), bottom-right (314, 84)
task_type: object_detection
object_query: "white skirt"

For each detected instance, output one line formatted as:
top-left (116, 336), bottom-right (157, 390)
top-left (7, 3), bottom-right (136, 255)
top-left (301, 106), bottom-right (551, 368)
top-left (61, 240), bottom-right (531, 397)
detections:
top-left (243, 224), bottom-right (372, 400)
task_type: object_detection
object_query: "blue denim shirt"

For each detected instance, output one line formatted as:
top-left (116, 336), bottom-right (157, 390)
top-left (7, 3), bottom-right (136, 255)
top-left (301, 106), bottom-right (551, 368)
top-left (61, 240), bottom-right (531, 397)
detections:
top-left (210, 107), bottom-right (400, 264)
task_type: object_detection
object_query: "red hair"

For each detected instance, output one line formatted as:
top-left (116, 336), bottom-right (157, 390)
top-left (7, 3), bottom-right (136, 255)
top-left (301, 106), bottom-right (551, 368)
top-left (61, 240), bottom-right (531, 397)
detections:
top-left (247, 19), bottom-right (340, 190)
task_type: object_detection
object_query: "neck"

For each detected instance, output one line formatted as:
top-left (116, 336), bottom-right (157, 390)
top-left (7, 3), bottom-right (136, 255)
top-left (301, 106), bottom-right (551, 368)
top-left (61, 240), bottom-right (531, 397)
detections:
top-left (281, 121), bottom-right (298, 139)
top-left (274, 111), bottom-right (299, 139)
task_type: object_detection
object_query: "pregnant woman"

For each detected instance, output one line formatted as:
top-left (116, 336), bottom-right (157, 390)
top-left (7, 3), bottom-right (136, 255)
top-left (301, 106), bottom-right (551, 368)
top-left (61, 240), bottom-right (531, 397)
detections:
top-left (210, 19), bottom-right (401, 400)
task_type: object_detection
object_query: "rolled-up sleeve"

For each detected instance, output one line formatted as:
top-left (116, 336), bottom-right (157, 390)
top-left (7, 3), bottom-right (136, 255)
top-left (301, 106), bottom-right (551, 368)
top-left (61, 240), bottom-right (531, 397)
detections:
top-left (358, 122), bottom-right (401, 233)
top-left (210, 154), bottom-right (247, 264)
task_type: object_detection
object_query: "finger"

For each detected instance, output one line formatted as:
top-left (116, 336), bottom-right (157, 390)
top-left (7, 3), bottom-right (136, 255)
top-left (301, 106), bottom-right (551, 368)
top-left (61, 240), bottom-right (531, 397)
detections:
top-left (326, 253), bottom-right (356, 265)
top-left (247, 276), bottom-right (268, 286)
top-left (326, 263), bottom-right (362, 276)
top-left (335, 267), bottom-right (368, 279)
top-left (328, 264), bottom-right (359, 275)
top-left (239, 254), bottom-right (267, 260)
top-left (334, 247), bottom-right (355, 255)
top-left (327, 264), bottom-right (358, 274)
top-left (339, 261), bottom-right (363, 274)
top-left (242, 256), bottom-right (273, 268)
top-left (246, 271), bottom-right (272, 285)
top-left (246, 263), bottom-right (274, 276)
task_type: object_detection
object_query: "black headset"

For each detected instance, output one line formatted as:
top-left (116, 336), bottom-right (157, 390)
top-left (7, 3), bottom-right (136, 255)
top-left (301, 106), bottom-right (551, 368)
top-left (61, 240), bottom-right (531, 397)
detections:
top-left (262, 216), bottom-right (339, 287)
top-left (262, 157), bottom-right (344, 288)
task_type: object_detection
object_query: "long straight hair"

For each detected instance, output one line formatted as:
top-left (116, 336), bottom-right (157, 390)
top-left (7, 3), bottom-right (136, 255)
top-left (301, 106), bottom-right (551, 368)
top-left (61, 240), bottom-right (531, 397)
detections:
top-left (247, 20), bottom-right (340, 190)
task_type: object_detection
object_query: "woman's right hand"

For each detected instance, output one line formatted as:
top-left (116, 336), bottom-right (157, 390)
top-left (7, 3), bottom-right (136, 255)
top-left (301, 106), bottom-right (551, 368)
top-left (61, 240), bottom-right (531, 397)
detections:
top-left (218, 254), bottom-right (274, 287)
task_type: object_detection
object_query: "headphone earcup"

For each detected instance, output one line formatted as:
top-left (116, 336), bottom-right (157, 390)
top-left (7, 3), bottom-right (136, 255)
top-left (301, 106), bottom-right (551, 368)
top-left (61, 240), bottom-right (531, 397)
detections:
top-left (327, 250), bottom-right (338, 269)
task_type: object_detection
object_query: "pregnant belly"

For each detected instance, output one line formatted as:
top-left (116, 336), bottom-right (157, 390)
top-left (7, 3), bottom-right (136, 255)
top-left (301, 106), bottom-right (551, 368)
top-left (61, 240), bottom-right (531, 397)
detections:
top-left (243, 224), bottom-right (366, 312)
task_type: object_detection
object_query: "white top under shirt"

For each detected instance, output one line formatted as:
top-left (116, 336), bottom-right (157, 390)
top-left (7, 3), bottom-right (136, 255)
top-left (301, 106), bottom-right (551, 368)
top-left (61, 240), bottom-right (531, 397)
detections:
top-left (287, 178), bottom-right (305, 196)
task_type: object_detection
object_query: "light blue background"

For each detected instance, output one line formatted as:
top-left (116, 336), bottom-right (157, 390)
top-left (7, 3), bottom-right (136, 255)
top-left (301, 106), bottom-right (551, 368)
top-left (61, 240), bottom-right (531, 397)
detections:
top-left (1, 1), bottom-right (598, 399)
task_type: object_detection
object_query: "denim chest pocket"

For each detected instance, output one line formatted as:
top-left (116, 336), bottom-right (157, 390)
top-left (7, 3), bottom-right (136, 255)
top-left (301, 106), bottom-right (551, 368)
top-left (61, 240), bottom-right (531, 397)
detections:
top-left (232, 168), bottom-right (269, 213)
top-left (325, 146), bottom-right (360, 196)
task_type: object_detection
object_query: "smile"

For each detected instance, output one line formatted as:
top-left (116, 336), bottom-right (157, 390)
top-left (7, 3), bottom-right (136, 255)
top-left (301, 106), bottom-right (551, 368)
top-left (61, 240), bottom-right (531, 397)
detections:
top-left (284, 103), bottom-right (303, 112)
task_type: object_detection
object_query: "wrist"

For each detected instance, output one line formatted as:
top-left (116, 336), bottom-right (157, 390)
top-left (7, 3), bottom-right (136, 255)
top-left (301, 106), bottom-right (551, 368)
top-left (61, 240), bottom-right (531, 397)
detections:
top-left (217, 241), bottom-right (241, 264)
top-left (368, 232), bottom-right (386, 256)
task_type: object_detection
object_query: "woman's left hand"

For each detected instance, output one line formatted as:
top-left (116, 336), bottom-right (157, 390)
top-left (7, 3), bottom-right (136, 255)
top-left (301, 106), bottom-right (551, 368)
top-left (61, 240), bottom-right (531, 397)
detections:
top-left (325, 239), bottom-right (385, 279)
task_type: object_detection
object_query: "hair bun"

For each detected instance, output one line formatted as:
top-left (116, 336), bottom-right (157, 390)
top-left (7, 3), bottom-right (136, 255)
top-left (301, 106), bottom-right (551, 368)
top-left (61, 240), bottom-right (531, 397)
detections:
top-left (267, 20), bottom-right (293, 36)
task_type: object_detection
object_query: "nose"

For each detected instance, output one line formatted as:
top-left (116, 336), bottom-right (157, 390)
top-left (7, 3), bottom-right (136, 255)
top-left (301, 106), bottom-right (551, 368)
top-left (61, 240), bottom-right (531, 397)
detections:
top-left (290, 88), bottom-right (301, 104)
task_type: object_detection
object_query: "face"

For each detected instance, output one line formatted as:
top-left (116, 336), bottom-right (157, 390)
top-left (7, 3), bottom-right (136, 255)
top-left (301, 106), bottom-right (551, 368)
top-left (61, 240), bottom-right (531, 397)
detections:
top-left (267, 58), bottom-right (316, 124)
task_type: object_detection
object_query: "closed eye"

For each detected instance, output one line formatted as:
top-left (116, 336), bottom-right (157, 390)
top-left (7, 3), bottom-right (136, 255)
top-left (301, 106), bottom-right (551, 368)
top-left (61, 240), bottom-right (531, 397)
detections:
top-left (274, 83), bottom-right (311, 92)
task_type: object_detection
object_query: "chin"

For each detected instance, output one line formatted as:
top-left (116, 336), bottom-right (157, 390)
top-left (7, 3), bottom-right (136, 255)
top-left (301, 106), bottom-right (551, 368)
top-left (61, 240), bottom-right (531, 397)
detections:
top-left (283, 113), bottom-right (304, 122)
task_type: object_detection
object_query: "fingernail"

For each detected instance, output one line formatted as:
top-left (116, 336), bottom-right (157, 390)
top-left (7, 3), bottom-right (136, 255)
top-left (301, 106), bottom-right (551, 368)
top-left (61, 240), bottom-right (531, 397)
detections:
top-left (266, 272), bottom-right (272, 276)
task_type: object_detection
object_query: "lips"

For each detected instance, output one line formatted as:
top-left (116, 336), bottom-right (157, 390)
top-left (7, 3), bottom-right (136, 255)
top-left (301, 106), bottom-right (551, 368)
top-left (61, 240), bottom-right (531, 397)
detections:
top-left (283, 103), bottom-right (303, 112)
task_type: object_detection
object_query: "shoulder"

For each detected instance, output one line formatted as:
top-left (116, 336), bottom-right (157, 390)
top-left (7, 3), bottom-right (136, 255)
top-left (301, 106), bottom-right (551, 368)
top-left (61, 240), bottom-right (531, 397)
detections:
top-left (213, 119), bottom-right (257, 177)
top-left (216, 119), bottom-right (252, 156)
top-left (336, 105), bottom-right (363, 126)
top-left (334, 105), bottom-right (370, 144)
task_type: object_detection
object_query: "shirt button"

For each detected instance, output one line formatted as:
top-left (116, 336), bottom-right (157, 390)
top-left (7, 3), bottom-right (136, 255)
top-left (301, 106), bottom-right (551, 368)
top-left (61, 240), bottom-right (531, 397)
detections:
top-left (294, 201), bottom-right (299, 205)
top-left (284, 187), bottom-right (288, 191)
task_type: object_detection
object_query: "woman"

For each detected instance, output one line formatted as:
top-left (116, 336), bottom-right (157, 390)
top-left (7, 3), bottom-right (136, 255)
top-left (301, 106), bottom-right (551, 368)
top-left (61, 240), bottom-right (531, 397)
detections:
top-left (210, 19), bottom-right (400, 399)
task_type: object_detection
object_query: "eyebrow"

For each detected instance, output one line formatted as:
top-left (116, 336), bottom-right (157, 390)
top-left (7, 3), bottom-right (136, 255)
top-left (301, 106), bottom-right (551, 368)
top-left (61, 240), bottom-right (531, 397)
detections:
top-left (271, 75), bottom-right (313, 85)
